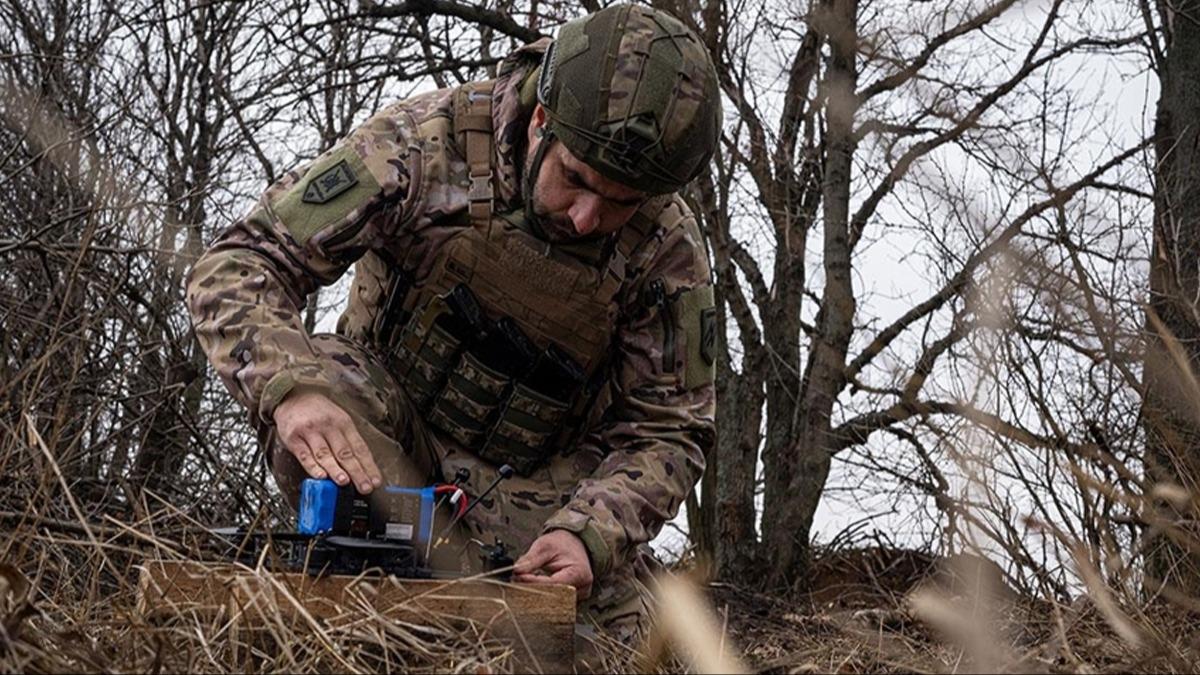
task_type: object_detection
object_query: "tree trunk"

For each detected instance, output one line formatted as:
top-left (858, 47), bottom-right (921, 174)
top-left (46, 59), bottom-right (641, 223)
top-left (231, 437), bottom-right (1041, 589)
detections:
top-left (687, 165), bottom-right (763, 578)
top-left (1145, 0), bottom-right (1200, 595)
top-left (712, 314), bottom-right (763, 578)
top-left (761, 0), bottom-right (858, 589)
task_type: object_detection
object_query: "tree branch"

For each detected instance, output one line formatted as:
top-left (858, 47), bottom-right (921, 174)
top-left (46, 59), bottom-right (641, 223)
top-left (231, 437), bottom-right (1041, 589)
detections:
top-left (855, 0), bottom-right (1018, 103)
top-left (849, 10), bottom-right (1145, 249)
top-left (844, 139), bottom-right (1149, 382)
top-left (360, 0), bottom-right (545, 43)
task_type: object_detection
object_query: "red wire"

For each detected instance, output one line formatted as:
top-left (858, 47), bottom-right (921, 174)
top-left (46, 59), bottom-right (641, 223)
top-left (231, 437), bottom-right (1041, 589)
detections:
top-left (433, 484), bottom-right (469, 518)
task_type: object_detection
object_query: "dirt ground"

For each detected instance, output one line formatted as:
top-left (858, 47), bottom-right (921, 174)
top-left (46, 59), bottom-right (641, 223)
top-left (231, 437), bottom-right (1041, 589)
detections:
top-left (681, 547), bottom-right (1200, 674)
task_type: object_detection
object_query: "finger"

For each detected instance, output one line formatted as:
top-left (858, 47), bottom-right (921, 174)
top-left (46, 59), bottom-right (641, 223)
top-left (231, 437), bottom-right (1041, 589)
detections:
top-left (518, 568), bottom-right (590, 599)
top-left (328, 426), bottom-right (373, 493)
top-left (514, 573), bottom-right (556, 585)
top-left (343, 422), bottom-right (382, 488)
top-left (305, 430), bottom-right (351, 486)
top-left (546, 568), bottom-right (592, 600)
top-left (286, 436), bottom-right (327, 480)
top-left (545, 566), bottom-right (587, 588)
top-left (513, 540), bottom-right (556, 575)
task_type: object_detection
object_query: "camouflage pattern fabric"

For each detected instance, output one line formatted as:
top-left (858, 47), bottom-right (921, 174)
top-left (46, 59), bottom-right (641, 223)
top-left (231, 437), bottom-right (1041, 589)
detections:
top-left (538, 4), bottom-right (722, 194)
top-left (186, 26), bottom-right (715, 651)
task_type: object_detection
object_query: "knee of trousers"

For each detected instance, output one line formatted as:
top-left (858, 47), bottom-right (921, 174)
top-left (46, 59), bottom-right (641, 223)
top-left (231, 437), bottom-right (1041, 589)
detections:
top-left (263, 333), bottom-right (441, 506)
top-left (577, 544), bottom-right (665, 647)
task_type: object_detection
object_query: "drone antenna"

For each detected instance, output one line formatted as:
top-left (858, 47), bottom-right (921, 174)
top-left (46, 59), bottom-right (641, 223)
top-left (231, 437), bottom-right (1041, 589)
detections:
top-left (430, 464), bottom-right (513, 547)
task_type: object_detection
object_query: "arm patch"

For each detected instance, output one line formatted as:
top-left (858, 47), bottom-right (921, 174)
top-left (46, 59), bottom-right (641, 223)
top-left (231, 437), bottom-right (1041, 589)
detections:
top-left (674, 284), bottom-right (716, 390)
top-left (270, 147), bottom-right (381, 244)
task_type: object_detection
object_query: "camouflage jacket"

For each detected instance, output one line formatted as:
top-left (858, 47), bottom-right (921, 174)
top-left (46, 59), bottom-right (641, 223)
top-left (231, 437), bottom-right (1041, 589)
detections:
top-left (186, 41), bottom-right (715, 578)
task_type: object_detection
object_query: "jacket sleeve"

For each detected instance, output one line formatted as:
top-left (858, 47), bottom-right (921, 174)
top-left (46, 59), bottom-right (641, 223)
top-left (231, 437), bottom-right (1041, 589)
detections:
top-left (541, 205), bottom-right (716, 578)
top-left (185, 103), bottom-right (423, 424)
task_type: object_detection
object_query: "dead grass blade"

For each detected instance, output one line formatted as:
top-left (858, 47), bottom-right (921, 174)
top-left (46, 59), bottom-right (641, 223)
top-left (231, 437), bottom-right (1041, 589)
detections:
top-left (1146, 309), bottom-right (1200, 426)
top-left (907, 588), bottom-right (1014, 673)
top-left (648, 573), bottom-right (747, 674)
top-left (1070, 545), bottom-right (1144, 650)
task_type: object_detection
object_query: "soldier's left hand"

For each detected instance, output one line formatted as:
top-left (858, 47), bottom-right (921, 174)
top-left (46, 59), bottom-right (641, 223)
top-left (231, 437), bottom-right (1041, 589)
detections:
top-left (513, 529), bottom-right (593, 600)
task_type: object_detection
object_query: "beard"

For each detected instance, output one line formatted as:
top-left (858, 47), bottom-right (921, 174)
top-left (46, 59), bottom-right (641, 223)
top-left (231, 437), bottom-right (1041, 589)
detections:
top-left (522, 139), bottom-right (586, 243)
top-left (528, 192), bottom-right (578, 243)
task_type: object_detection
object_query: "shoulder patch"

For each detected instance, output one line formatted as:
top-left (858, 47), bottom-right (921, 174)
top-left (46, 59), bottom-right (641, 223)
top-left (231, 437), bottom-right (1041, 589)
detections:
top-left (675, 284), bottom-right (716, 389)
top-left (271, 147), bottom-right (381, 244)
top-left (302, 160), bottom-right (358, 204)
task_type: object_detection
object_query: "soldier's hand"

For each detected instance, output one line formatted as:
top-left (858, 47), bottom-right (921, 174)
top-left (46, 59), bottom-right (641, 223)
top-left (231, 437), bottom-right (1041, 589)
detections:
top-left (273, 390), bottom-right (383, 494)
top-left (513, 530), bottom-right (593, 600)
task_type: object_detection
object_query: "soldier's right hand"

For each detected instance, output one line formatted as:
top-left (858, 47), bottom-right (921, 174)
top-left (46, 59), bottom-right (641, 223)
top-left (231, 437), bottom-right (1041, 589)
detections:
top-left (273, 391), bottom-right (383, 494)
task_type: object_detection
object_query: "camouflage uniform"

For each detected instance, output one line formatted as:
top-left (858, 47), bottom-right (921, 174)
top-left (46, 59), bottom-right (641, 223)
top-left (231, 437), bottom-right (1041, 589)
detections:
top-left (186, 7), bottom-right (716, 653)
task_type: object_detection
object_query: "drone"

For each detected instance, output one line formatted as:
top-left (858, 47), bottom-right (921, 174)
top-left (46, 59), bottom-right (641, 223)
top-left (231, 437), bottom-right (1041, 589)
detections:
top-left (212, 464), bottom-right (516, 581)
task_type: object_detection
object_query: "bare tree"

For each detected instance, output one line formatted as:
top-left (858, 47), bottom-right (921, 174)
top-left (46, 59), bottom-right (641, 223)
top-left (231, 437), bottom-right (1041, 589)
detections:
top-left (666, 0), bottom-right (1151, 588)
top-left (1144, 0), bottom-right (1200, 594)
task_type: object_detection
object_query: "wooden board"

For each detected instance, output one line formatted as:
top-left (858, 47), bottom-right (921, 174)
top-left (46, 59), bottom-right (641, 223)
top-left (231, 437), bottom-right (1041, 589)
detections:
top-left (137, 560), bottom-right (575, 673)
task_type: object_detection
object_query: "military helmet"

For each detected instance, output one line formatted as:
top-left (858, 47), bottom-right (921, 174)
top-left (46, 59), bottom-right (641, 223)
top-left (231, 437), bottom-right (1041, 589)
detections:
top-left (536, 4), bottom-right (722, 195)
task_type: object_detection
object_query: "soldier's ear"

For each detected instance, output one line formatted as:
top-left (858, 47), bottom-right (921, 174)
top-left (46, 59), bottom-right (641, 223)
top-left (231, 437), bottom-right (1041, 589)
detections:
top-left (529, 104), bottom-right (548, 144)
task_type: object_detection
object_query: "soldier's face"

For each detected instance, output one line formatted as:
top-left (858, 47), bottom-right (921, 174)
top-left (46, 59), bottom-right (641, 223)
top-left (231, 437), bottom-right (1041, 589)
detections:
top-left (526, 105), bottom-right (648, 241)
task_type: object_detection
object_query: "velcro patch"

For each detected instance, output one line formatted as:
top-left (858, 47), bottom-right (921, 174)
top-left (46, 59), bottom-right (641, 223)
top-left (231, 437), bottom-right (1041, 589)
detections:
top-left (302, 160), bottom-right (358, 204)
top-left (271, 147), bottom-right (381, 244)
top-left (675, 284), bottom-right (716, 390)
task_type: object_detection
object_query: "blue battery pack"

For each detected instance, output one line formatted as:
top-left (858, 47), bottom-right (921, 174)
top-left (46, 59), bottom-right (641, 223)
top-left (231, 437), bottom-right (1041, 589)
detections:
top-left (298, 478), bottom-right (340, 534)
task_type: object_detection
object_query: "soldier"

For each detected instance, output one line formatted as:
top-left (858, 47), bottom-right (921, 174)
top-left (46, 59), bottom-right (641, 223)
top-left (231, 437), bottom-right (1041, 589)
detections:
top-left (186, 2), bottom-right (721, 657)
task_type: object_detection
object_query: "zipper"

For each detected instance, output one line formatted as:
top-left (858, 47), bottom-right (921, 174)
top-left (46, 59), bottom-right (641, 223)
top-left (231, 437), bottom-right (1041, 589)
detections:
top-left (649, 279), bottom-right (676, 373)
top-left (321, 213), bottom-right (370, 249)
top-left (375, 267), bottom-right (412, 347)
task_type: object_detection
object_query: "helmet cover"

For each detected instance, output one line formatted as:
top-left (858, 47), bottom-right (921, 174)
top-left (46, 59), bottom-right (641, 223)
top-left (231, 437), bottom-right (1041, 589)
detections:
top-left (537, 4), bottom-right (722, 194)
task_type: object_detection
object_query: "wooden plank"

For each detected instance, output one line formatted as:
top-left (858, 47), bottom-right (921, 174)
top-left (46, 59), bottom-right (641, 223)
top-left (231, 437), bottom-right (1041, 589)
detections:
top-left (137, 560), bottom-right (575, 673)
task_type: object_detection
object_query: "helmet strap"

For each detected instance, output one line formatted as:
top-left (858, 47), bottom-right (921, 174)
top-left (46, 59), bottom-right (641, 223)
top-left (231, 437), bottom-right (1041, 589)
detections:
top-left (522, 126), bottom-right (557, 240)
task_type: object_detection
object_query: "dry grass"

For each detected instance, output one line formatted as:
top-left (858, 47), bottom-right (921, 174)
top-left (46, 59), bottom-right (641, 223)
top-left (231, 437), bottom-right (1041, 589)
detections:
top-left (0, 413), bottom-right (554, 672)
top-left (3, 410), bottom-right (1200, 674)
top-left (0, 512), bottom-right (519, 672)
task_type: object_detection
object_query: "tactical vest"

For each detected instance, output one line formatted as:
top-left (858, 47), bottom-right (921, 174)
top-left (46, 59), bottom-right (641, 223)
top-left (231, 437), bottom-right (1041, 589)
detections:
top-left (371, 80), bottom-right (660, 475)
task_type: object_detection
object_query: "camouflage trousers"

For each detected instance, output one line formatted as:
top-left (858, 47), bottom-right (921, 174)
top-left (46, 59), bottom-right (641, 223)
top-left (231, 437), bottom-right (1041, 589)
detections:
top-left (264, 333), bottom-right (657, 661)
